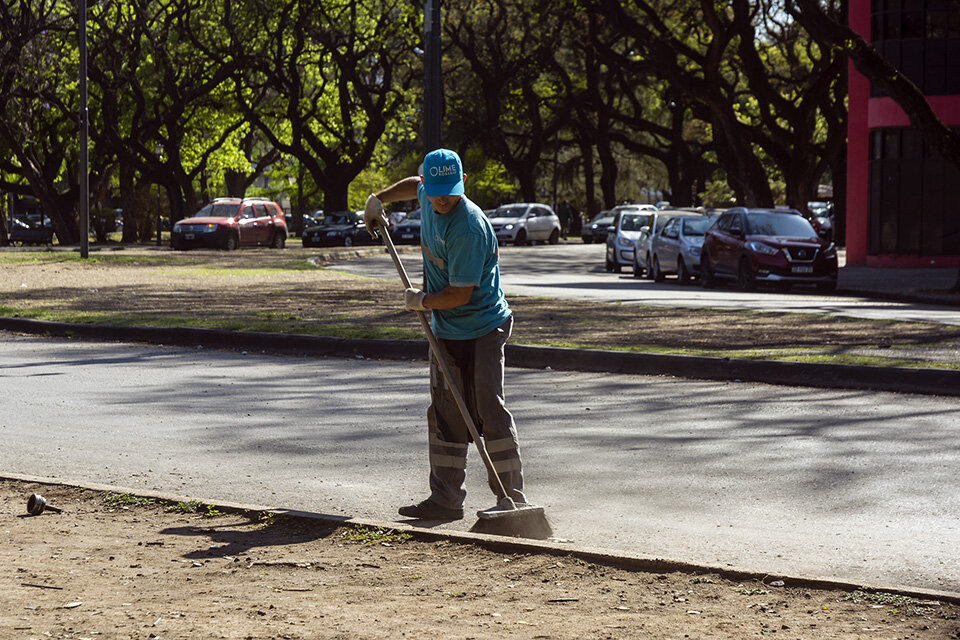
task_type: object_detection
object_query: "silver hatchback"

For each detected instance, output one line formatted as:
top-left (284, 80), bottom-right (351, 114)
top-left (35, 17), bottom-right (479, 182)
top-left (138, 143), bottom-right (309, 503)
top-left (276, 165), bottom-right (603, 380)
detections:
top-left (648, 214), bottom-right (719, 283)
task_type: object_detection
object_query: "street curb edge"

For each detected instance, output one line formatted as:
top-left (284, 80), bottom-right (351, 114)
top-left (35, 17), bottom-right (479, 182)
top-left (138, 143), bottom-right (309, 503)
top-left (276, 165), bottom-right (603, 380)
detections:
top-left (4, 472), bottom-right (958, 605)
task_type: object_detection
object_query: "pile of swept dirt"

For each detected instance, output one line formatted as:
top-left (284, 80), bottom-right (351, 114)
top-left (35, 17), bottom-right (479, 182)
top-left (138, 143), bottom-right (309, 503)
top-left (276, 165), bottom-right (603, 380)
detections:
top-left (3, 479), bottom-right (958, 639)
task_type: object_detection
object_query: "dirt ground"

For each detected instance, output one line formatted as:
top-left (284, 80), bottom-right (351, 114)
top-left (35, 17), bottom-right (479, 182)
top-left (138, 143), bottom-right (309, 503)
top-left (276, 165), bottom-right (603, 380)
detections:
top-left (2, 246), bottom-right (960, 366)
top-left (3, 479), bottom-right (959, 640)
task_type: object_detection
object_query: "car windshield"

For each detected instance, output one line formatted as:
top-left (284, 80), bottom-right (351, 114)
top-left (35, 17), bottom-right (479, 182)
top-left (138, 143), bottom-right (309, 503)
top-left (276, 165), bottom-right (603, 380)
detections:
top-left (746, 212), bottom-right (816, 237)
top-left (495, 206), bottom-right (527, 218)
top-left (620, 214), bottom-right (649, 231)
top-left (328, 212), bottom-right (359, 225)
top-left (592, 215), bottom-right (614, 226)
top-left (681, 217), bottom-right (714, 236)
top-left (194, 202), bottom-right (238, 218)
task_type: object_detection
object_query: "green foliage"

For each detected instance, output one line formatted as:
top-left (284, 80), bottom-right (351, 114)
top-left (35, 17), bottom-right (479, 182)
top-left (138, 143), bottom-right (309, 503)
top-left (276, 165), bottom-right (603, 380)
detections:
top-left (698, 180), bottom-right (736, 208)
top-left (103, 492), bottom-right (154, 508)
top-left (340, 525), bottom-right (412, 546)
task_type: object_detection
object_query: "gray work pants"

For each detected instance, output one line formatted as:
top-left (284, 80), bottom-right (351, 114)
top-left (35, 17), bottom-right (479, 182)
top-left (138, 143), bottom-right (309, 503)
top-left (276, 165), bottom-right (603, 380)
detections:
top-left (425, 316), bottom-right (527, 509)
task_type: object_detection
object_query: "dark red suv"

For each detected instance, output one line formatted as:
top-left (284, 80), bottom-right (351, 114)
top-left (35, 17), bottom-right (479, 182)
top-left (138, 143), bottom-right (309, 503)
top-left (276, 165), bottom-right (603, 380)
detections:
top-left (171, 197), bottom-right (287, 250)
top-left (700, 207), bottom-right (838, 292)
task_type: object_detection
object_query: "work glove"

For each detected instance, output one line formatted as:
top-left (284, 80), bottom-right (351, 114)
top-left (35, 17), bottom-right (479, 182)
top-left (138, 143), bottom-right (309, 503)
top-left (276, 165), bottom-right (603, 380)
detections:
top-left (364, 193), bottom-right (388, 238)
top-left (404, 288), bottom-right (427, 311)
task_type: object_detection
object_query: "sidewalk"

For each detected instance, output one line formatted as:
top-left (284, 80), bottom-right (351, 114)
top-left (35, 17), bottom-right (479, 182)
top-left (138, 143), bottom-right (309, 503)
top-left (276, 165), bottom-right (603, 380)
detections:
top-left (836, 250), bottom-right (960, 306)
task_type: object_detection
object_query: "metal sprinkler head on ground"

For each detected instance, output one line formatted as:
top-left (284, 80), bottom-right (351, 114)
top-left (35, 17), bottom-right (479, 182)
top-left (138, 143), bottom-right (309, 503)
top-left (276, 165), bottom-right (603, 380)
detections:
top-left (27, 493), bottom-right (62, 515)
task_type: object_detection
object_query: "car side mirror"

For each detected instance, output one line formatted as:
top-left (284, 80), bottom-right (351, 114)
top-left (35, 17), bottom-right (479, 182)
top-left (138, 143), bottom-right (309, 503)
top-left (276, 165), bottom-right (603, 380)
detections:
top-left (640, 225), bottom-right (650, 234)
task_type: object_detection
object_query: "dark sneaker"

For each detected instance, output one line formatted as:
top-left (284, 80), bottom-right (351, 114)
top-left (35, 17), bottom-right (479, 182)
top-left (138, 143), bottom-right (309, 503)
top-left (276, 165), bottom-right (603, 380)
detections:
top-left (398, 499), bottom-right (463, 520)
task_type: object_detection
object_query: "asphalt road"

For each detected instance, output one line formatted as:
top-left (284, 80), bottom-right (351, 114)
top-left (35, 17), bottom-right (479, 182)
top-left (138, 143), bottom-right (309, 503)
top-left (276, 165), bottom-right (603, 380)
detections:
top-left (3, 334), bottom-right (958, 595)
top-left (331, 243), bottom-right (960, 327)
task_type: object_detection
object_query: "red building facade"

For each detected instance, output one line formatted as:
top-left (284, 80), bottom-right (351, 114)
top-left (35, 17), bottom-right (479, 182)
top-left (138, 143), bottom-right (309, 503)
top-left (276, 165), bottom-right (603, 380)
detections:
top-left (847, 0), bottom-right (960, 267)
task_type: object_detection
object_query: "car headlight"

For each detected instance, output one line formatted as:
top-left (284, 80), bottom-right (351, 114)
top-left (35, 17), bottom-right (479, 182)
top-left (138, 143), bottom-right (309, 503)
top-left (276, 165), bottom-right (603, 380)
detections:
top-left (747, 241), bottom-right (780, 256)
top-left (685, 244), bottom-right (701, 255)
top-left (173, 224), bottom-right (182, 232)
top-left (619, 238), bottom-right (635, 248)
top-left (201, 224), bottom-right (217, 233)
top-left (823, 244), bottom-right (837, 258)
top-left (504, 224), bottom-right (514, 230)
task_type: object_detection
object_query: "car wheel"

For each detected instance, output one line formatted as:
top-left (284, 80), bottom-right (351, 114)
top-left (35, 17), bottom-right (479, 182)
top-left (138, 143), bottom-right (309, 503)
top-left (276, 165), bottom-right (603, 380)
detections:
top-left (738, 257), bottom-right (757, 291)
top-left (632, 255), bottom-right (644, 278)
top-left (605, 255), bottom-right (614, 272)
top-left (223, 233), bottom-right (239, 251)
top-left (548, 229), bottom-right (559, 245)
top-left (643, 253), bottom-right (654, 280)
top-left (271, 231), bottom-right (286, 249)
top-left (677, 257), bottom-right (691, 284)
top-left (344, 235), bottom-right (353, 248)
top-left (701, 253), bottom-right (717, 288)
top-left (514, 230), bottom-right (527, 247)
top-left (652, 256), bottom-right (665, 282)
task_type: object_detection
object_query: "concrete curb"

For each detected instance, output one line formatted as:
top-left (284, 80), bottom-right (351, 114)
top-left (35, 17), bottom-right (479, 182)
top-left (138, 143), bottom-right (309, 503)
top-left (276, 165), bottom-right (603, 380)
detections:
top-left (3, 316), bottom-right (960, 397)
top-left (5, 472), bottom-right (958, 604)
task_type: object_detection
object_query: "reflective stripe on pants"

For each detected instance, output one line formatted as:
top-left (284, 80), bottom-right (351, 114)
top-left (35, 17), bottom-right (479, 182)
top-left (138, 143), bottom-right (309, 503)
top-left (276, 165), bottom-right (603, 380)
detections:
top-left (425, 316), bottom-right (527, 509)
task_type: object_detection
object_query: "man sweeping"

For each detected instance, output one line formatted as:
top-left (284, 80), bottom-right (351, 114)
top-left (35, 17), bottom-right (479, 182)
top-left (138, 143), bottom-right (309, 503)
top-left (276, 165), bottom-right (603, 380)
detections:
top-left (364, 148), bottom-right (529, 522)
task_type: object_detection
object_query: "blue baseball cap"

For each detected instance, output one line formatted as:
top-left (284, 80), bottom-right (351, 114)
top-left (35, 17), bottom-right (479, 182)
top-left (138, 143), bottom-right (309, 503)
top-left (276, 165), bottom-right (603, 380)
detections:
top-left (419, 148), bottom-right (464, 197)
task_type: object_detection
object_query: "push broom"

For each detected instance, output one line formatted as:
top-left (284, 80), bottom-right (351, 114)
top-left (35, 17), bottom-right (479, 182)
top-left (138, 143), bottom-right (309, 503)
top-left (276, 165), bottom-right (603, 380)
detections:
top-left (374, 218), bottom-right (552, 539)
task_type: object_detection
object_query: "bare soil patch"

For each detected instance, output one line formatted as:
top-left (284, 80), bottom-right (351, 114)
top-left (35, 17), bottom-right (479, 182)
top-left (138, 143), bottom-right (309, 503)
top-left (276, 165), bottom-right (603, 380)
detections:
top-left (4, 479), bottom-right (959, 640)
top-left (3, 247), bottom-right (960, 364)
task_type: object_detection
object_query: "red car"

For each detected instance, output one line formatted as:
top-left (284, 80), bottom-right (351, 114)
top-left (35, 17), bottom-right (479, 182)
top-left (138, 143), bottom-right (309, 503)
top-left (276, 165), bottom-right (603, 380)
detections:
top-left (171, 197), bottom-right (287, 250)
top-left (700, 207), bottom-right (838, 292)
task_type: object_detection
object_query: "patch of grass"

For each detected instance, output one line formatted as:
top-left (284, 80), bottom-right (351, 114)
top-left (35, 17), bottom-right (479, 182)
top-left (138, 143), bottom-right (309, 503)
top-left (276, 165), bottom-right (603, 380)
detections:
top-left (103, 492), bottom-right (154, 507)
top-left (164, 499), bottom-right (222, 516)
top-left (249, 512), bottom-right (276, 529)
top-left (840, 590), bottom-right (932, 616)
top-left (340, 525), bottom-right (412, 546)
top-left (166, 500), bottom-right (204, 514)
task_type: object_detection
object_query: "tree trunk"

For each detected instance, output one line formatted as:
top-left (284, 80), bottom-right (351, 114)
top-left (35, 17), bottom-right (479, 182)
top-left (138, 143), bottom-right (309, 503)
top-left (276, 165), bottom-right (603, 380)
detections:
top-left (580, 141), bottom-right (598, 219)
top-left (119, 162), bottom-right (140, 243)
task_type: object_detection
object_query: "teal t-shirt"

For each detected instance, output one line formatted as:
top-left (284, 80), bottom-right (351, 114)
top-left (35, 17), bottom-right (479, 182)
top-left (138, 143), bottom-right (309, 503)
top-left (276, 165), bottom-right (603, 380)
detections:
top-left (417, 184), bottom-right (512, 340)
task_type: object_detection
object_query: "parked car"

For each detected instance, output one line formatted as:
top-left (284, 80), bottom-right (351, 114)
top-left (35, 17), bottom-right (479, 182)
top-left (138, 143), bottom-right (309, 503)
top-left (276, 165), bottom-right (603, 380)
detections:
top-left (285, 209), bottom-right (323, 236)
top-left (9, 213), bottom-right (54, 245)
top-left (632, 208), bottom-right (707, 278)
top-left (604, 205), bottom-right (657, 272)
top-left (301, 210), bottom-right (375, 247)
top-left (171, 197), bottom-right (287, 250)
top-left (647, 213), bottom-right (720, 283)
top-left (487, 203), bottom-right (561, 246)
top-left (806, 201), bottom-right (834, 243)
top-left (581, 210), bottom-right (614, 244)
top-left (700, 207), bottom-right (838, 291)
top-left (390, 209), bottom-right (422, 245)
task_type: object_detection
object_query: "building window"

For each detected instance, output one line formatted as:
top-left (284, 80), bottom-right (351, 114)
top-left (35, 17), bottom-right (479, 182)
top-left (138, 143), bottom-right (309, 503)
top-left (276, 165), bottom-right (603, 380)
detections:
top-left (871, 0), bottom-right (960, 95)
top-left (868, 127), bottom-right (960, 255)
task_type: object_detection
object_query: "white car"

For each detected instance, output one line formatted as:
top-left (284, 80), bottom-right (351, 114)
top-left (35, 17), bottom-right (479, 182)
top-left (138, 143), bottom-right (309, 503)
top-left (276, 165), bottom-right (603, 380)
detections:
top-left (488, 203), bottom-right (561, 246)
top-left (648, 213), bottom-right (719, 283)
top-left (604, 205), bottom-right (657, 272)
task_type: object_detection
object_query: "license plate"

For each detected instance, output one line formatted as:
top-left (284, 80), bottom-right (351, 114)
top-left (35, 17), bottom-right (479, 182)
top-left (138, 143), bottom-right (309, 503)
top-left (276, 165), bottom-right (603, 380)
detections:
top-left (185, 233), bottom-right (195, 240)
top-left (792, 265), bottom-right (813, 274)
top-left (402, 234), bottom-right (414, 239)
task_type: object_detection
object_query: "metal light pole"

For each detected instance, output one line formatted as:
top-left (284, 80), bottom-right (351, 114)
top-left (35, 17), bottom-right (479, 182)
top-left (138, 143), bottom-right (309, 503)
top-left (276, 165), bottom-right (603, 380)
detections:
top-left (155, 145), bottom-right (162, 246)
top-left (79, 0), bottom-right (89, 258)
top-left (423, 0), bottom-right (442, 153)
